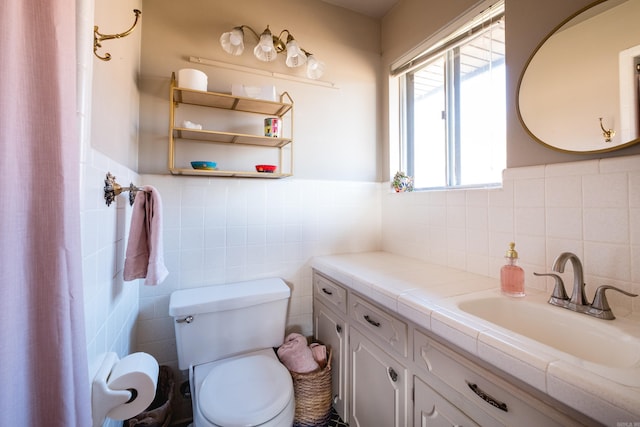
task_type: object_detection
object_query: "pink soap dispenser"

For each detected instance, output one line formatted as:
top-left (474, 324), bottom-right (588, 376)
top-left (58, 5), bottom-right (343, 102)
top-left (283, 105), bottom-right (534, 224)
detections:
top-left (501, 242), bottom-right (525, 297)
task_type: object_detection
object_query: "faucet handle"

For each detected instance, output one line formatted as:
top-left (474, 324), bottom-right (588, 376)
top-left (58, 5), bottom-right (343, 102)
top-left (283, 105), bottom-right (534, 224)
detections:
top-left (534, 272), bottom-right (568, 304)
top-left (591, 285), bottom-right (638, 310)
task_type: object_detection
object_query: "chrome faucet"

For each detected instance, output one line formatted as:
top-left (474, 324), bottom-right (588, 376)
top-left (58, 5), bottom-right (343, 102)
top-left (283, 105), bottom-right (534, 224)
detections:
top-left (534, 252), bottom-right (638, 320)
top-left (552, 252), bottom-right (588, 308)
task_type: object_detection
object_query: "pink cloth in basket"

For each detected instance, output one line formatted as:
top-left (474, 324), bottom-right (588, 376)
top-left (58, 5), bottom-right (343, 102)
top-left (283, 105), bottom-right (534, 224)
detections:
top-left (277, 333), bottom-right (319, 374)
top-left (310, 342), bottom-right (327, 367)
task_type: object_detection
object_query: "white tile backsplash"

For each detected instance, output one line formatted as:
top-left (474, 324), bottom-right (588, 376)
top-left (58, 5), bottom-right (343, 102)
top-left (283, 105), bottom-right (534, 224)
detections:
top-left (583, 172), bottom-right (629, 208)
top-left (383, 154), bottom-right (640, 302)
top-left (546, 175), bottom-right (582, 208)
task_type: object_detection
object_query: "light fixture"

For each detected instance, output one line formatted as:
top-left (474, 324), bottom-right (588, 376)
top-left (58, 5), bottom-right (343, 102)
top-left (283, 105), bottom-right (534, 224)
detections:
top-left (254, 27), bottom-right (277, 62)
top-left (305, 53), bottom-right (325, 80)
top-left (219, 27), bottom-right (245, 56)
top-left (285, 35), bottom-right (306, 67)
top-left (219, 25), bottom-right (324, 79)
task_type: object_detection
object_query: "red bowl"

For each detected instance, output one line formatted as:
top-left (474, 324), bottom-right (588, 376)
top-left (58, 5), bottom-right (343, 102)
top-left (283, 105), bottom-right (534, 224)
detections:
top-left (255, 164), bottom-right (277, 173)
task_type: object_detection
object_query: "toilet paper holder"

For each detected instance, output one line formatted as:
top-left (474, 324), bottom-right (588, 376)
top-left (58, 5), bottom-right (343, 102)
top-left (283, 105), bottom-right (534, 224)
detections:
top-left (91, 352), bottom-right (159, 427)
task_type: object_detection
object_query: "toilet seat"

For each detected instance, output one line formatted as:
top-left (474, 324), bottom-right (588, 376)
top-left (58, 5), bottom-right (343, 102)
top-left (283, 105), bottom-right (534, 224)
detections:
top-left (198, 352), bottom-right (293, 426)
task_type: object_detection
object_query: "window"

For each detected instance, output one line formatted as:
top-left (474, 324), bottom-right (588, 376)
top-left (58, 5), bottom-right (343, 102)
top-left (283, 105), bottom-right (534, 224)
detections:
top-left (394, 2), bottom-right (505, 190)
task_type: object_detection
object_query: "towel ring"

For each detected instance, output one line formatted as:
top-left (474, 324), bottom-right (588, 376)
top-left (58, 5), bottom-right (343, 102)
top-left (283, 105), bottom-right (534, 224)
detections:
top-left (104, 172), bottom-right (144, 206)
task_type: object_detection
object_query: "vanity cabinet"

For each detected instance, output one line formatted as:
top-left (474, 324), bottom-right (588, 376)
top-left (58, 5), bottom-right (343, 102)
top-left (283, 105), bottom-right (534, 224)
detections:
top-left (168, 73), bottom-right (294, 178)
top-left (312, 269), bottom-right (587, 427)
top-left (312, 273), bottom-right (348, 421)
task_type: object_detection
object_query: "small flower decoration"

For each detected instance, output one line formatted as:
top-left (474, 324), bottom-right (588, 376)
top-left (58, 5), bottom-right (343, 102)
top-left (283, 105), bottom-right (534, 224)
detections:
top-left (392, 171), bottom-right (414, 192)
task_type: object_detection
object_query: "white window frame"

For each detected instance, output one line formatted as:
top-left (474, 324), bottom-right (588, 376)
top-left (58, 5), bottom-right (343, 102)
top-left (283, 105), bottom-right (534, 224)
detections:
top-left (389, 0), bottom-right (505, 191)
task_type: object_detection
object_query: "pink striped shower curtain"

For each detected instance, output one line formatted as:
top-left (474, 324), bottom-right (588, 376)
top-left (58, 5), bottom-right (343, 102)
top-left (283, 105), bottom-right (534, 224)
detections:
top-left (0, 1), bottom-right (91, 426)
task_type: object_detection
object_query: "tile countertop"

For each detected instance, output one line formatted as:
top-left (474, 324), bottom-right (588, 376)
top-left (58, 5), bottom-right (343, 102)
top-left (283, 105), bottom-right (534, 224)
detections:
top-left (311, 251), bottom-right (640, 426)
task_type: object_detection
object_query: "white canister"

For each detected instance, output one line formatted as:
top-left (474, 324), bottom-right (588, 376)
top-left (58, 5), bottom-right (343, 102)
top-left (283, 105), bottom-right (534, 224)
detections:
top-left (264, 118), bottom-right (281, 138)
top-left (177, 69), bottom-right (208, 91)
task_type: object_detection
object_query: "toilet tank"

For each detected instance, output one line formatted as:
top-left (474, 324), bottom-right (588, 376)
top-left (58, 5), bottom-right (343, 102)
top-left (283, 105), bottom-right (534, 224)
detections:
top-left (169, 278), bottom-right (290, 370)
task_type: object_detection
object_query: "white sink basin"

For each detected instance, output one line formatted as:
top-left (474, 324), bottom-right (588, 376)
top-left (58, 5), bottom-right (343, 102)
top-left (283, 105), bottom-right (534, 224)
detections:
top-left (455, 295), bottom-right (640, 387)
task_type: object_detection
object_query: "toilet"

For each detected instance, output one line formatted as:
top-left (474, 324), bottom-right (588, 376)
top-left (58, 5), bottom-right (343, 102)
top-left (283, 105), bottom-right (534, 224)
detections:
top-left (169, 278), bottom-right (295, 427)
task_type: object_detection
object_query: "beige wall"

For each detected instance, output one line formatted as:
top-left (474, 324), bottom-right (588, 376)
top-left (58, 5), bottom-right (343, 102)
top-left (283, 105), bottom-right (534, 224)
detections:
top-left (381, 0), bottom-right (640, 174)
top-left (138, 0), bottom-right (382, 181)
top-left (91, 0), bottom-right (142, 170)
top-left (96, 0), bottom-right (640, 180)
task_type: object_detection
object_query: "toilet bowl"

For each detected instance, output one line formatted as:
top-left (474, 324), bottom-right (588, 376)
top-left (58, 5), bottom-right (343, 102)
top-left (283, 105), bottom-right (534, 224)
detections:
top-left (191, 349), bottom-right (294, 427)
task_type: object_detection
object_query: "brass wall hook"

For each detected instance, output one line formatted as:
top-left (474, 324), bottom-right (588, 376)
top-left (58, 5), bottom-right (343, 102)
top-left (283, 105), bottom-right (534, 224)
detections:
top-left (599, 117), bottom-right (616, 143)
top-left (94, 9), bottom-right (142, 61)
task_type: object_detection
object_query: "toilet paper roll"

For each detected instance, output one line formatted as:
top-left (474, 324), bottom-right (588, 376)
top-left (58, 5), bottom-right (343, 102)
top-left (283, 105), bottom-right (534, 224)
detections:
top-left (106, 352), bottom-right (159, 420)
top-left (178, 68), bottom-right (208, 91)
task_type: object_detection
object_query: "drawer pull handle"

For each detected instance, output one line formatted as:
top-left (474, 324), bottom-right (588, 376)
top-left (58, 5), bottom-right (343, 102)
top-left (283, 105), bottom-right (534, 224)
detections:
top-left (336, 324), bottom-right (342, 334)
top-left (388, 367), bottom-right (398, 382)
top-left (364, 315), bottom-right (381, 327)
top-left (321, 287), bottom-right (333, 296)
top-left (467, 381), bottom-right (508, 412)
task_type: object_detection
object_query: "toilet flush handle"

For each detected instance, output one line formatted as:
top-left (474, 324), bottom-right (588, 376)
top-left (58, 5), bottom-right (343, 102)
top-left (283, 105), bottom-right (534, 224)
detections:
top-left (176, 315), bottom-right (194, 324)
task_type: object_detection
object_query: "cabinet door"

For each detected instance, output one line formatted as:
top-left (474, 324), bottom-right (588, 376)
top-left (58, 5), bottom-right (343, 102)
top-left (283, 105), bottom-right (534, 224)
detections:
top-left (350, 327), bottom-right (407, 427)
top-left (313, 301), bottom-right (348, 422)
top-left (414, 377), bottom-right (478, 427)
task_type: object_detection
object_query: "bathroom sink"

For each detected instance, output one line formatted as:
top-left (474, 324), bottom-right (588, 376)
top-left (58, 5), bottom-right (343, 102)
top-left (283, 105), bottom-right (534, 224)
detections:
top-left (455, 295), bottom-right (640, 387)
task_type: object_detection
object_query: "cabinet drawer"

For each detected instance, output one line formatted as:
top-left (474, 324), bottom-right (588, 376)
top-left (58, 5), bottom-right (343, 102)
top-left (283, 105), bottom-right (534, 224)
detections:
top-left (314, 273), bottom-right (347, 314)
top-left (414, 330), bottom-right (579, 427)
top-left (414, 376), bottom-right (478, 427)
top-left (350, 294), bottom-right (408, 358)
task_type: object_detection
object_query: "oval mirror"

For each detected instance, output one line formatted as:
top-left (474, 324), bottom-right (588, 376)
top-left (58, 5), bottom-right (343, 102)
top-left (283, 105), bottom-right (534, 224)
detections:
top-left (517, 0), bottom-right (640, 153)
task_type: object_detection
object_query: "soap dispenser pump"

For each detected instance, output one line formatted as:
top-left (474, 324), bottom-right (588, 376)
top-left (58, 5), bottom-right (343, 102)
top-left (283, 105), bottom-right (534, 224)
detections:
top-left (501, 242), bottom-right (525, 297)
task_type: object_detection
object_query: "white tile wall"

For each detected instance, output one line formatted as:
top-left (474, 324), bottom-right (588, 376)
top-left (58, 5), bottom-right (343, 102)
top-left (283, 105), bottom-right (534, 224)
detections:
top-left (135, 175), bottom-right (382, 368)
top-left (382, 155), bottom-right (640, 317)
top-left (81, 149), bottom-right (141, 427)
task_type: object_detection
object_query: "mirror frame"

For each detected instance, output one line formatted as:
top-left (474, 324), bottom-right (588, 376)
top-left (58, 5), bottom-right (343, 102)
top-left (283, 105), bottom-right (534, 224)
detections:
top-left (516, 0), bottom-right (640, 154)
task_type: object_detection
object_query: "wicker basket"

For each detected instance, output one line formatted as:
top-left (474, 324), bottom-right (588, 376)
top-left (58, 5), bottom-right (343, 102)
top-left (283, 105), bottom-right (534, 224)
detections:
top-left (290, 348), bottom-right (333, 427)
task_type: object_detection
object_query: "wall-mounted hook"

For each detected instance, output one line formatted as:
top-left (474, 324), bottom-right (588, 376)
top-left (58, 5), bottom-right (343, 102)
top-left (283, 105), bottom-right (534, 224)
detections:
top-left (599, 117), bottom-right (615, 143)
top-left (104, 172), bottom-right (145, 207)
top-left (94, 9), bottom-right (142, 61)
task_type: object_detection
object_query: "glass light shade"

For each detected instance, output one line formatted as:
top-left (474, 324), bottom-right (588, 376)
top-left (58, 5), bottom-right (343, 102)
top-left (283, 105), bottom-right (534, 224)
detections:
top-left (253, 29), bottom-right (277, 62)
top-left (220, 27), bottom-right (244, 56)
top-left (306, 55), bottom-right (325, 79)
top-left (285, 39), bottom-right (307, 67)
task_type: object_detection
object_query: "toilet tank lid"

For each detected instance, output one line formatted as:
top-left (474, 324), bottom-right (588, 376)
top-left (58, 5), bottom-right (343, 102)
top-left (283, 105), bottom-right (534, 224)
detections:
top-left (169, 278), bottom-right (290, 316)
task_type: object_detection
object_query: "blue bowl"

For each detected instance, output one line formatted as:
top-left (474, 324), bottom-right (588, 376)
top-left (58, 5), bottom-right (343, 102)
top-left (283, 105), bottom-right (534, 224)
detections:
top-left (191, 161), bottom-right (217, 170)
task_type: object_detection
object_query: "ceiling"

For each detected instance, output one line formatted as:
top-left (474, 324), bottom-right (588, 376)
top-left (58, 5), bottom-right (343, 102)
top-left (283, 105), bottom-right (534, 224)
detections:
top-left (320, 0), bottom-right (399, 18)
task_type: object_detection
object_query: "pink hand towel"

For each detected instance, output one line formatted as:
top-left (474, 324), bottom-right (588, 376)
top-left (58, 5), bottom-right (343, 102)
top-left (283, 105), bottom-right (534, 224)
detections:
top-left (277, 333), bottom-right (319, 374)
top-left (310, 342), bottom-right (327, 367)
top-left (123, 185), bottom-right (169, 286)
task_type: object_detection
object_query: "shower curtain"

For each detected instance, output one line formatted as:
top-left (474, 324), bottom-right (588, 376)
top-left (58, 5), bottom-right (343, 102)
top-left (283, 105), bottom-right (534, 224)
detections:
top-left (0, 0), bottom-right (91, 426)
